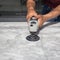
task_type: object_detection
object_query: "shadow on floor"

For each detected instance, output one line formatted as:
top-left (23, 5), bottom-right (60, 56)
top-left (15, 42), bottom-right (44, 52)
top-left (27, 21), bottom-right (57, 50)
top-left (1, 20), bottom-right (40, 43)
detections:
top-left (36, 21), bottom-right (60, 35)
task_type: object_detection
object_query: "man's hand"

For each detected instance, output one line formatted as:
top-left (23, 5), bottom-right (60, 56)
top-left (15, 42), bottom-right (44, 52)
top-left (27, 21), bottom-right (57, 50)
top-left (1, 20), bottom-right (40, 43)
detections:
top-left (26, 0), bottom-right (38, 21)
top-left (26, 9), bottom-right (38, 21)
top-left (37, 15), bottom-right (46, 27)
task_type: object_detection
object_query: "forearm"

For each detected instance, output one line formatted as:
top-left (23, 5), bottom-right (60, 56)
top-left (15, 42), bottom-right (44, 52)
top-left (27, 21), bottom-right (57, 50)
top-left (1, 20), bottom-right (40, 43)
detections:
top-left (44, 5), bottom-right (60, 21)
top-left (26, 0), bottom-right (35, 12)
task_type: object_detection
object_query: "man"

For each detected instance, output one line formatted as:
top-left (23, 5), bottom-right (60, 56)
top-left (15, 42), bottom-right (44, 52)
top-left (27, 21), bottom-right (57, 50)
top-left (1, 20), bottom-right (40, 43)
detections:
top-left (26, 0), bottom-right (60, 27)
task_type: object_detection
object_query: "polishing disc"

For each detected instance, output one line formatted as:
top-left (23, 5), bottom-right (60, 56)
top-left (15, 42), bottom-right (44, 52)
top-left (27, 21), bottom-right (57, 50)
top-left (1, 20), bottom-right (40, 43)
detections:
top-left (26, 34), bottom-right (40, 41)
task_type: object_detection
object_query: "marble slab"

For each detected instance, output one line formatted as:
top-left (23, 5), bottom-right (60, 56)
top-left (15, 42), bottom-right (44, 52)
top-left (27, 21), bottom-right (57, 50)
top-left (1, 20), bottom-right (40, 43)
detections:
top-left (0, 22), bottom-right (60, 60)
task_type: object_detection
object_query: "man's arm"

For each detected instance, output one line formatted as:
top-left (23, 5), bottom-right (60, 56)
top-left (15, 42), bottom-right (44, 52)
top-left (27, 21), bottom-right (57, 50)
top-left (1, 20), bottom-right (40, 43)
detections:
top-left (26, 0), bottom-right (39, 20)
top-left (43, 5), bottom-right (60, 21)
top-left (37, 5), bottom-right (60, 27)
top-left (26, 0), bottom-right (35, 12)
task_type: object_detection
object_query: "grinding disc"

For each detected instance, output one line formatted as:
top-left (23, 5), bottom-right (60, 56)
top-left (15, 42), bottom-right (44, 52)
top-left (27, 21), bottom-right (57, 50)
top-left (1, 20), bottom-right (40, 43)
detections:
top-left (26, 34), bottom-right (40, 41)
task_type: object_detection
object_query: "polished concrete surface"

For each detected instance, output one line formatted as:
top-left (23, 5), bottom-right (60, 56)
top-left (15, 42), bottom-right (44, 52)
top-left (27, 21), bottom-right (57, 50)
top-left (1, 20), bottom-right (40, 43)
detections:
top-left (0, 22), bottom-right (60, 60)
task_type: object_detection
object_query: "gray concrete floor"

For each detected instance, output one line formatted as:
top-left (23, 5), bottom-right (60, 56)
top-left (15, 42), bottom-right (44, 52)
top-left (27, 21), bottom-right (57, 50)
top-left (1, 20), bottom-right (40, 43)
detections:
top-left (0, 22), bottom-right (60, 60)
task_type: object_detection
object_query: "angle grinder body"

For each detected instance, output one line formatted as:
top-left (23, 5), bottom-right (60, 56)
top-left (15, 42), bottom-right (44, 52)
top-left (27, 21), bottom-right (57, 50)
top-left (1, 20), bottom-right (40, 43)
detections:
top-left (26, 16), bottom-right (40, 41)
top-left (28, 16), bottom-right (38, 34)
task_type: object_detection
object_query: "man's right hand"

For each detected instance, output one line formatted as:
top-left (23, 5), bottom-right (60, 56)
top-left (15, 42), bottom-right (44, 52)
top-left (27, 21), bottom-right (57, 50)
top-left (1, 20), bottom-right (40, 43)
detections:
top-left (26, 9), bottom-right (38, 21)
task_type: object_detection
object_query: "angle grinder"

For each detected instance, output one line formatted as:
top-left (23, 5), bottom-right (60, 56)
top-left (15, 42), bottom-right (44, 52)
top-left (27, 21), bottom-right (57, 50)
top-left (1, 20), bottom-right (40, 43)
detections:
top-left (26, 16), bottom-right (40, 41)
